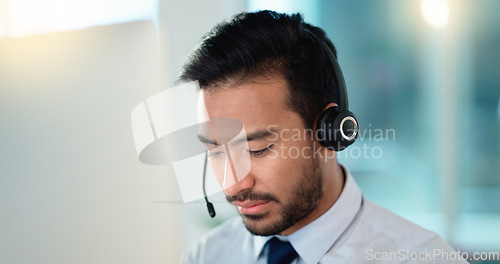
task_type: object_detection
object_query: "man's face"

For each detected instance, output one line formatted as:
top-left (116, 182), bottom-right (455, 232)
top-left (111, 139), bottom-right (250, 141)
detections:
top-left (199, 75), bottom-right (325, 236)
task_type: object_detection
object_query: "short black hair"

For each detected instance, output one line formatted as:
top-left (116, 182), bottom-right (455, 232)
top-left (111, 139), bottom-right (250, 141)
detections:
top-left (179, 10), bottom-right (339, 129)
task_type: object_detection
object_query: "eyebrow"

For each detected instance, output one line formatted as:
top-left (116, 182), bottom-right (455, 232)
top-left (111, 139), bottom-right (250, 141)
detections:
top-left (197, 129), bottom-right (275, 146)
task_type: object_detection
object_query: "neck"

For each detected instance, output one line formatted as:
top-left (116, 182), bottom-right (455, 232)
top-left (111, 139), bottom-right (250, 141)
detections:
top-left (279, 162), bottom-right (345, 236)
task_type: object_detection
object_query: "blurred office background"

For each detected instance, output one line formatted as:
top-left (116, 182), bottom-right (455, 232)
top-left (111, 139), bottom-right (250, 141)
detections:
top-left (0, 0), bottom-right (499, 263)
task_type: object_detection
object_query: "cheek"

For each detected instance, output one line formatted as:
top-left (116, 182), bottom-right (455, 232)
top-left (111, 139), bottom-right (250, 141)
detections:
top-left (250, 147), bottom-right (308, 193)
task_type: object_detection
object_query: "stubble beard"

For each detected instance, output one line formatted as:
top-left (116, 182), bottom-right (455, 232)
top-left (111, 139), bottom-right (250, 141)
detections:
top-left (237, 158), bottom-right (324, 236)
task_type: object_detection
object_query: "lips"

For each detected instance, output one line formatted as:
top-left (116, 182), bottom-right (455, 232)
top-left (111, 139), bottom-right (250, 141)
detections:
top-left (233, 200), bottom-right (271, 215)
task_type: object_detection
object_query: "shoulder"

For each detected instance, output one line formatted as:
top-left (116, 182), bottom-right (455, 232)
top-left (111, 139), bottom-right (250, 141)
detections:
top-left (357, 199), bottom-right (450, 248)
top-left (182, 216), bottom-right (253, 264)
top-left (340, 198), bottom-right (463, 262)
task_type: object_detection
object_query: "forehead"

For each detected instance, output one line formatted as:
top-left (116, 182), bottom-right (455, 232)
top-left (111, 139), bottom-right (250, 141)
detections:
top-left (200, 75), bottom-right (291, 130)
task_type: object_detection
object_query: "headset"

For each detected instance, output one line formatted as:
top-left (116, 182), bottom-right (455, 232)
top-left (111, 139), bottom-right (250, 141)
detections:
top-left (202, 28), bottom-right (359, 218)
top-left (306, 27), bottom-right (359, 151)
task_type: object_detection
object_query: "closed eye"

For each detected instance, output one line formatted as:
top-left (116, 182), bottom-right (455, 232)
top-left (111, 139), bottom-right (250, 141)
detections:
top-left (248, 144), bottom-right (274, 158)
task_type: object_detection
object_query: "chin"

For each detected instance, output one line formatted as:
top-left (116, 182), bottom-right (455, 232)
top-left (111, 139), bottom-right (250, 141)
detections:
top-left (241, 213), bottom-right (288, 236)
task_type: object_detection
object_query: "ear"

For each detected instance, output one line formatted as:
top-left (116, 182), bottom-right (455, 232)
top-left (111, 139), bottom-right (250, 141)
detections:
top-left (313, 102), bottom-right (338, 152)
top-left (314, 103), bottom-right (338, 130)
top-left (323, 103), bottom-right (338, 111)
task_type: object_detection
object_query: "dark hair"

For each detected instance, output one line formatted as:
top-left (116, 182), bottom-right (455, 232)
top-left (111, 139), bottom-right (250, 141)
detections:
top-left (179, 10), bottom-right (339, 129)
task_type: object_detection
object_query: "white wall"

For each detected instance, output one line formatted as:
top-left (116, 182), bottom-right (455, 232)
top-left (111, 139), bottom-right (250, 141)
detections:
top-left (0, 21), bottom-right (182, 264)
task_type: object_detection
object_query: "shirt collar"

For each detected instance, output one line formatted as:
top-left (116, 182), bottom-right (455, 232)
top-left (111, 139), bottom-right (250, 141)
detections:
top-left (253, 165), bottom-right (362, 264)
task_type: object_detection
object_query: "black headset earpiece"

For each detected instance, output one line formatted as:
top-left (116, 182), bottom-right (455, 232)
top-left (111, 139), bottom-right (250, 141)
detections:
top-left (316, 106), bottom-right (358, 151)
top-left (304, 28), bottom-right (359, 151)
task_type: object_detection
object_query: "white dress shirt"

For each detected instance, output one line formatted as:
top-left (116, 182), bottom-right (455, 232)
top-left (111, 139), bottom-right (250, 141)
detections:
top-left (183, 168), bottom-right (467, 264)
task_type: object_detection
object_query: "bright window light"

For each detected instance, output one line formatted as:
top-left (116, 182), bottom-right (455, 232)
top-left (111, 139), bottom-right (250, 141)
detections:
top-left (1, 0), bottom-right (157, 38)
top-left (421, 0), bottom-right (449, 30)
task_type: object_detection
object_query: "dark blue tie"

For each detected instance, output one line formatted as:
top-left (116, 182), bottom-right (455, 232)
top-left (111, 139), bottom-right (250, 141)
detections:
top-left (266, 237), bottom-right (298, 264)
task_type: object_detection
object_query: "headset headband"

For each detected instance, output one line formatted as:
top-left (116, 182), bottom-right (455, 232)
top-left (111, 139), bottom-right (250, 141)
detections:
top-left (303, 28), bottom-right (349, 111)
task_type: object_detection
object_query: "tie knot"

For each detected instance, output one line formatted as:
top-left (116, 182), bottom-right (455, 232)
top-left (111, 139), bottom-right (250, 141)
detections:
top-left (266, 237), bottom-right (298, 264)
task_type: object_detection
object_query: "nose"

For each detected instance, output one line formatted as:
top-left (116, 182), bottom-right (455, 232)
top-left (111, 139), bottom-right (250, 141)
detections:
top-left (222, 157), bottom-right (254, 196)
